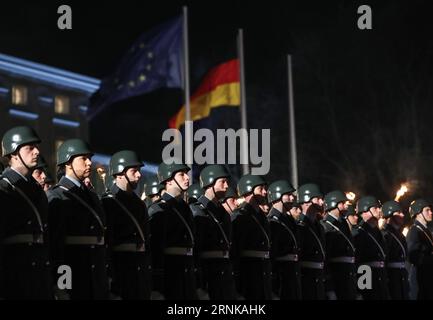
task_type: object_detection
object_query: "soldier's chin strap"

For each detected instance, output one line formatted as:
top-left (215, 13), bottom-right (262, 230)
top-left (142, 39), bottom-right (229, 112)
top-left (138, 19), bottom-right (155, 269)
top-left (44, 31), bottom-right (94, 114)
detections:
top-left (420, 212), bottom-right (429, 225)
top-left (70, 163), bottom-right (85, 187)
top-left (173, 175), bottom-right (188, 192)
top-left (224, 200), bottom-right (234, 214)
top-left (124, 171), bottom-right (136, 191)
top-left (17, 149), bottom-right (33, 172)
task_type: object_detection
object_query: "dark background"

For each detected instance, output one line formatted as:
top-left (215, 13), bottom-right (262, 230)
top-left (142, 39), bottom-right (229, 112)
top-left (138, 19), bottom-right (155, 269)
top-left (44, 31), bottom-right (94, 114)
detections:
top-left (1, 0), bottom-right (432, 209)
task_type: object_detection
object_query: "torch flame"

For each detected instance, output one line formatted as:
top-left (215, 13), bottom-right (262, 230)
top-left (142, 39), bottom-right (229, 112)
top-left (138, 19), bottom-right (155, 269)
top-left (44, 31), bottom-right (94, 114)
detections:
top-left (96, 167), bottom-right (106, 185)
top-left (345, 192), bottom-right (356, 201)
top-left (395, 184), bottom-right (409, 202)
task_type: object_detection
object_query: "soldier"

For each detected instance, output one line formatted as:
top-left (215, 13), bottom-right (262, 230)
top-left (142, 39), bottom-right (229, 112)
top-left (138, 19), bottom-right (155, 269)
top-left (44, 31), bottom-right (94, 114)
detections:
top-left (381, 200), bottom-right (409, 300)
top-left (232, 174), bottom-right (272, 300)
top-left (344, 204), bottom-right (359, 234)
top-left (406, 199), bottom-right (433, 299)
top-left (149, 162), bottom-right (196, 300)
top-left (0, 126), bottom-right (53, 299)
top-left (32, 155), bottom-right (48, 191)
top-left (221, 186), bottom-right (239, 215)
top-left (190, 164), bottom-right (236, 300)
top-left (187, 182), bottom-right (203, 205)
top-left (353, 196), bottom-right (390, 300)
top-left (142, 177), bottom-right (164, 208)
top-left (267, 180), bottom-right (302, 300)
top-left (297, 183), bottom-right (327, 300)
top-left (47, 139), bottom-right (109, 300)
top-left (101, 150), bottom-right (151, 300)
top-left (322, 190), bottom-right (358, 300)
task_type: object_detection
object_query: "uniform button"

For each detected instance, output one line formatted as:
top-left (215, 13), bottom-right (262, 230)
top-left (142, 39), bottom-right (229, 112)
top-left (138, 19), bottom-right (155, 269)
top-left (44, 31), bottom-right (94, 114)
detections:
top-left (28, 242), bottom-right (33, 246)
top-left (315, 279), bottom-right (319, 283)
top-left (133, 232), bottom-right (137, 236)
top-left (148, 266), bottom-right (152, 270)
top-left (91, 265), bottom-right (95, 269)
top-left (91, 245), bottom-right (95, 249)
top-left (31, 262), bottom-right (36, 266)
top-left (45, 261), bottom-right (50, 266)
top-left (106, 264), bottom-right (109, 268)
top-left (27, 220), bottom-right (32, 225)
top-left (220, 240), bottom-right (223, 244)
top-left (261, 241), bottom-right (265, 245)
top-left (315, 251), bottom-right (318, 254)
top-left (44, 224), bottom-right (48, 228)
top-left (184, 268), bottom-right (188, 273)
top-left (221, 271), bottom-right (225, 275)
top-left (90, 226), bottom-right (94, 230)
top-left (378, 277), bottom-right (381, 281)
top-left (137, 266), bottom-right (141, 271)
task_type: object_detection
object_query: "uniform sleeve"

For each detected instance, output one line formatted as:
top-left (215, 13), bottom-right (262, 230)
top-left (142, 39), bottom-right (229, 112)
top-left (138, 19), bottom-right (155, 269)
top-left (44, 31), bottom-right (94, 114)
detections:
top-left (47, 191), bottom-right (68, 279)
top-left (101, 197), bottom-right (115, 281)
top-left (407, 228), bottom-right (433, 266)
top-left (230, 213), bottom-right (244, 297)
top-left (323, 225), bottom-right (336, 295)
top-left (148, 205), bottom-right (166, 293)
top-left (269, 220), bottom-right (281, 296)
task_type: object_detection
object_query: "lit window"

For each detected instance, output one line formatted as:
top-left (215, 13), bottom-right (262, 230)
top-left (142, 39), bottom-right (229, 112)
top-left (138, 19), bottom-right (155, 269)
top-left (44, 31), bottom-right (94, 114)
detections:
top-left (55, 96), bottom-right (70, 114)
top-left (12, 85), bottom-right (28, 105)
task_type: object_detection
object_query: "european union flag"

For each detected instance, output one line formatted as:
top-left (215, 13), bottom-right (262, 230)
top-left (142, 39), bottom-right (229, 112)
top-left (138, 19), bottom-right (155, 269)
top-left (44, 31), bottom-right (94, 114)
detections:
top-left (88, 16), bottom-right (183, 120)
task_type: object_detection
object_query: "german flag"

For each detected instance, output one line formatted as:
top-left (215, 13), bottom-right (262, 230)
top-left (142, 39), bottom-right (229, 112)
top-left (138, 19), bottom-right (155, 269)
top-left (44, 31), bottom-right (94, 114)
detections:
top-left (169, 59), bottom-right (240, 129)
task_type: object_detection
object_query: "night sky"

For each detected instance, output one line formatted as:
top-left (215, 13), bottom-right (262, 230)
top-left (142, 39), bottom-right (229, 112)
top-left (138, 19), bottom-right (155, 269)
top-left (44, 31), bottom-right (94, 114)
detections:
top-left (1, 0), bottom-right (432, 208)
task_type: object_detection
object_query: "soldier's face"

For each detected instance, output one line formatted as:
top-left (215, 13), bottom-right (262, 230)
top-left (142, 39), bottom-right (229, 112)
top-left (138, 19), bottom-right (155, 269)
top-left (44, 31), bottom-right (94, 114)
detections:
top-left (289, 206), bottom-right (302, 220)
top-left (15, 144), bottom-right (40, 168)
top-left (32, 168), bottom-right (46, 187)
top-left (172, 171), bottom-right (189, 191)
top-left (213, 177), bottom-right (229, 198)
top-left (125, 167), bottom-right (141, 189)
top-left (391, 211), bottom-right (405, 226)
top-left (70, 155), bottom-right (92, 180)
top-left (253, 185), bottom-right (267, 205)
top-left (368, 206), bottom-right (381, 220)
top-left (282, 193), bottom-right (295, 203)
top-left (347, 214), bottom-right (358, 226)
top-left (224, 197), bottom-right (238, 212)
top-left (422, 207), bottom-right (433, 222)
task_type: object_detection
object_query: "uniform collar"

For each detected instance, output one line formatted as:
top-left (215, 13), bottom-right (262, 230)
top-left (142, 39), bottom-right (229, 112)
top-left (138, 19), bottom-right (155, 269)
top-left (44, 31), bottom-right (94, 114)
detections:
top-left (10, 167), bottom-right (28, 182)
top-left (64, 174), bottom-right (82, 188)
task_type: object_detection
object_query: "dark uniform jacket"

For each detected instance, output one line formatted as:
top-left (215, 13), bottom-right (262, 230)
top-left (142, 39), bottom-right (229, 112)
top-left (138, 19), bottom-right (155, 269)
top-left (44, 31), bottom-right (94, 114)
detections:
top-left (47, 176), bottom-right (109, 300)
top-left (407, 220), bottom-right (433, 300)
top-left (322, 214), bottom-right (357, 300)
top-left (268, 207), bottom-right (302, 300)
top-left (102, 184), bottom-right (151, 300)
top-left (231, 202), bottom-right (272, 300)
top-left (353, 220), bottom-right (390, 300)
top-left (0, 168), bottom-right (53, 299)
top-left (382, 224), bottom-right (409, 300)
top-left (190, 195), bottom-right (236, 300)
top-left (298, 214), bottom-right (327, 300)
top-left (148, 192), bottom-right (197, 300)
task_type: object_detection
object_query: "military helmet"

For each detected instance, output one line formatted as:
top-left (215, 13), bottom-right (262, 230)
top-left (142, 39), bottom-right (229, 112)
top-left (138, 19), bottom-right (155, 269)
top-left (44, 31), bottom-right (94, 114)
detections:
top-left (324, 190), bottom-right (347, 212)
top-left (187, 183), bottom-right (203, 201)
top-left (144, 178), bottom-right (164, 197)
top-left (2, 126), bottom-right (41, 157)
top-left (267, 180), bottom-right (296, 203)
top-left (109, 150), bottom-right (143, 176)
top-left (221, 186), bottom-right (238, 202)
top-left (409, 199), bottom-right (431, 219)
top-left (382, 200), bottom-right (403, 219)
top-left (237, 174), bottom-right (266, 197)
top-left (199, 164), bottom-right (229, 188)
top-left (34, 155), bottom-right (48, 170)
top-left (356, 196), bottom-right (381, 213)
top-left (298, 183), bottom-right (322, 203)
top-left (57, 139), bottom-right (93, 166)
top-left (157, 162), bottom-right (190, 183)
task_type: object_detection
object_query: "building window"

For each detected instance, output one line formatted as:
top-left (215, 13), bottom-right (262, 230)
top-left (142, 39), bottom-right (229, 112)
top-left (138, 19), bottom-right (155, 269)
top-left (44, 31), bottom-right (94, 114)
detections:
top-left (55, 95), bottom-right (70, 114)
top-left (12, 85), bottom-right (28, 105)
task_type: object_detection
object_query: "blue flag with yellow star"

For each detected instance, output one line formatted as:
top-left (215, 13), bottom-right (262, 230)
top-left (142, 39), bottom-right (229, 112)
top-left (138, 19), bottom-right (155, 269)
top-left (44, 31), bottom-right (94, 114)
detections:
top-left (88, 15), bottom-right (183, 120)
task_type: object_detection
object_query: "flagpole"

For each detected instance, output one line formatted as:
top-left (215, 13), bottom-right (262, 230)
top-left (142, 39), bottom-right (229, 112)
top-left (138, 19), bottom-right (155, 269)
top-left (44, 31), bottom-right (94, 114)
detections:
top-left (183, 6), bottom-right (193, 183)
top-left (238, 29), bottom-right (249, 175)
top-left (287, 54), bottom-right (298, 188)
